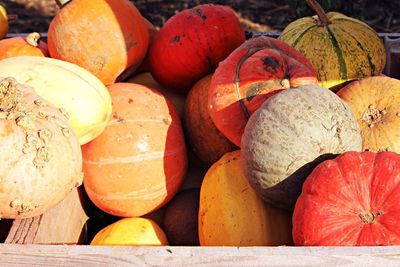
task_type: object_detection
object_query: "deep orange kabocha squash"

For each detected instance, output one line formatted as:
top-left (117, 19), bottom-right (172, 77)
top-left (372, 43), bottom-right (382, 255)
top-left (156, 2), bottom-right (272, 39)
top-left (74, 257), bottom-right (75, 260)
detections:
top-left (208, 36), bottom-right (319, 147)
top-left (149, 4), bottom-right (246, 94)
top-left (293, 151), bottom-right (400, 246)
top-left (82, 83), bottom-right (187, 217)
top-left (184, 74), bottom-right (237, 165)
top-left (0, 32), bottom-right (48, 59)
top-left (48, 0), bottom-right (149, 85)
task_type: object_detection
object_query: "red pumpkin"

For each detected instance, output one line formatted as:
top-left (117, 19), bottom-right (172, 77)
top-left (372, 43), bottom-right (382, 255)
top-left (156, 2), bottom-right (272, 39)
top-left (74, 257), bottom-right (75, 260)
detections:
top-left (0, 32), bottom-right (48, 59)
top-left (208, 36), bottom-right (319, 147)
top-left (293, 151), bottom-right (400, 246)
top-left (184, 74), bottom-right (237, 165)
top-left (82, 82), bottom-right (187, 217)
top-left (149, 4), bottom-right (245, 94)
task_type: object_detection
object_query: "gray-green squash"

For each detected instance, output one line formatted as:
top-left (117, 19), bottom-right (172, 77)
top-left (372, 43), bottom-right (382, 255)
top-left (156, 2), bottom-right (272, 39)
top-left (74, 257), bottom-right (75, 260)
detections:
top-left (241, 85), bottom-right (362, 210)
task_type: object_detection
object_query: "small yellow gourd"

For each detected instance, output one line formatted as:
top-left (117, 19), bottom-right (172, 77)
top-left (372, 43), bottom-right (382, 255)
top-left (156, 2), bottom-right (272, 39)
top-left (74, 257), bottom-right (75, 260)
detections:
top-left (0, 5), bottom-right (8, 39)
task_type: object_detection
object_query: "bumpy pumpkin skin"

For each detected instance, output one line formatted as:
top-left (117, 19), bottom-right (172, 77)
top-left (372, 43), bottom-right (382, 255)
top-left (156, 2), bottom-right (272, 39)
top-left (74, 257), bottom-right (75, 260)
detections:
top-left (0, 33), bottom-right (48, 60)
top-left (0, 77), bottom-right (82, 219)
top-left (199, 151), bottom-right (293, 246)
top-left (184, 75), bottom-right (237, 165)
top-left (294, 151), bottom-right (400, 246)
top-left (337, 76), bottom-right (400, 153)
top-left (241, 85), bottom-right (362, 210)
top-left (91, 217), bottom-right (168, 246)
top-left (208, 36), bottom-right (319, 147)
top-left (149, 4), bottom-right (245, 93)
top-left (48, 0), bottom-right (149, 85)
top-left (279, 10), bottom-right (386, 89)
top-left (83, 83), bottom-right (187, 217)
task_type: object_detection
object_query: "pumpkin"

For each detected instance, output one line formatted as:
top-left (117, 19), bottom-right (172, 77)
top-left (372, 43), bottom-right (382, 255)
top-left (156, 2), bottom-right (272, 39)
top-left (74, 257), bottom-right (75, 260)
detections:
top-left (278, 0), bottom-right (386, 89)
top-left (82, 82), bottom-right (187, 217)
top-left (48, 0), bottom-right (149, 85)
top-left (208, 36), bottom-right (319, 147)
top-left (0, 32), bottom-right (48, 59)
top-left (128, 72), bottom-right (185, 118)
top-left (0, 56), bottom-right (112, 145)
top-left (184, 74), bottom-right (237, 165)
top-left (90, 217), bottom-right (168, 246)
top-left (241, 85), bottom-right (362, 210)
top-left (0, 5), bottom-right (8, 39)
top-left (337, 76), bottom-right (400, 153)
top-left (149, 4), bottom-right (245, 94)
top-left (199, 150), bottom-right (293, 246)
top-left (293, 151), bottom-right (400, 246)
top-left (163, 188), bottom-right (200, 246)
top-left (0, 77), bottom-right (82, 219)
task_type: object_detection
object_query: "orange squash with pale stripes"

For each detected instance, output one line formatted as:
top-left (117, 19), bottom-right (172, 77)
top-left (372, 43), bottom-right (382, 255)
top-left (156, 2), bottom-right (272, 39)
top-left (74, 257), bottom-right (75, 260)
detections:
top-left (278, 0), bottom-right (386, 89)
top-left (82, 82), bottom-right (187, 217)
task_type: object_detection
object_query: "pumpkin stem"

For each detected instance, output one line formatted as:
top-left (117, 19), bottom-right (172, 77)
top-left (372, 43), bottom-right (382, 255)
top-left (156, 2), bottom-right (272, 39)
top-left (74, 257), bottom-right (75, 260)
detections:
top-left (26, 32), bottom-right (41, 47)
top-left (362, 104), bottom-right (386, 128)
top-left (306, 0), bottom-right (331, 26)
top-left (55, 0), bottom-right (71, 8)
top-left (359, 211), bottom-right (383, 224)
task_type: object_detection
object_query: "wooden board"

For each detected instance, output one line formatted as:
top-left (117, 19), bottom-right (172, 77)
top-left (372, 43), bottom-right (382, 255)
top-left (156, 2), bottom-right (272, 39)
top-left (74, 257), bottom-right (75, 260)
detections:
top-left (5, 186), bottom-right (89, 245)
top-left (0, 245), bottom-right (400, 266)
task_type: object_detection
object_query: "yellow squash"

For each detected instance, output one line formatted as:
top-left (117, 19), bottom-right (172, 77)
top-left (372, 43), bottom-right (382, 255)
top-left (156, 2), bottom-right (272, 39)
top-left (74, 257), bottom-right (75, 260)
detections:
top-left (0, 56), bottom-right (112, 144)
top-left (91, 218), bottom-right (169, 246)
top-left (278, 0), bottom-right (386, 89)
top-left (0, 5), bottom-right (8, 39)
top-left (198, 150), bottom-right (293, 246)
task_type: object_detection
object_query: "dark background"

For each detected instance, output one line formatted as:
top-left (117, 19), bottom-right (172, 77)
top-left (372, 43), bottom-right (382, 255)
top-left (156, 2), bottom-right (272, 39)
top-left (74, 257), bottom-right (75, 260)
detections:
top-left (1, 0), bottom-right (400, 34)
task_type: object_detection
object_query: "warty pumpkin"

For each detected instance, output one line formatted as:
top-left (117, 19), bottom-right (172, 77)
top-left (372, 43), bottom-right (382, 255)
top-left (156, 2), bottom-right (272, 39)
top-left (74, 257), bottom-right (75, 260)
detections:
top-left (0, 32), bottom-right (48, 59)
top-left (293, 151), bottom-right (400, 246)
top-left (0, 77), bottom-right (82, 219)
top-left (199, 150), bottom-right (293, 246)
top-left (48, 0), bottom-right (149, 85)
top-left (337, 76), bottom-right (400, 153)
top-left (241, 85), bottom-right (362, 210)
top-left (208, 36), bottom-right (318, 147)
top-left (278, 0), bottom-right (386, 89)
top-left (83, 82), bottom-right (187, 217)
top-left (0, 56), bottom-right (112, 145)
top-left (149, 4), bottom-right (246, 93)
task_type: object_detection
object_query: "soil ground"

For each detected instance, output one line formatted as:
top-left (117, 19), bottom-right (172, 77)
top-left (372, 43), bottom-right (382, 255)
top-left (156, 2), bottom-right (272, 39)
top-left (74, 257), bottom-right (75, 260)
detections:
top-left (1, 0), bottom-right (400, 34)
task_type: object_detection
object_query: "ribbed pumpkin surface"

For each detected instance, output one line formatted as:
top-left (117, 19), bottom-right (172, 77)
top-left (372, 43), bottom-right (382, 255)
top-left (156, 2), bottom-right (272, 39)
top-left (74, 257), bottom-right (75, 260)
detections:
top-left (279, 12), bottom-right (386, 89)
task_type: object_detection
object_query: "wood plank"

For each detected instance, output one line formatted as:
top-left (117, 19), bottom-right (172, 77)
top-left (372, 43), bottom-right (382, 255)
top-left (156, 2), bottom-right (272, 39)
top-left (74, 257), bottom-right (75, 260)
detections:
top-left (0, 245), bottom-right (400, 266)
top-left (5, 186), bottom-right (89, 245)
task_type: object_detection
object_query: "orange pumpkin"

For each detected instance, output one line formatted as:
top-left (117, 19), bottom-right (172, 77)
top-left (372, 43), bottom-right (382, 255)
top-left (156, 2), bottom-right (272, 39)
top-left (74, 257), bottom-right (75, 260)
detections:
top-left (0, 77), bottom-right (82, 219)
top-left (82, 82), bottom-right (187, 217)
top-left (0, 32), bottom-right (48, 59)
top-left (48, 0), bottom-right (149, 85)
top-left (184, 75), bottom-right (237, 165)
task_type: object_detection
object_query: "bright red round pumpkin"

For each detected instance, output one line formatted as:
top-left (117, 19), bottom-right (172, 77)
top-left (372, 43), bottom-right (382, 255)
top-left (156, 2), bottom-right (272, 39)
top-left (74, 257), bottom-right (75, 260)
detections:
top-left (293, 151), bottom-right (400, 246)
top-left (82, 82), bottom-right (187, 217)
top-left (208, 36), bottom-right (319, 147)
top-left (149, 4), bottom-right (245, 94)
top-left (0, 32), bottom-right (48, 59)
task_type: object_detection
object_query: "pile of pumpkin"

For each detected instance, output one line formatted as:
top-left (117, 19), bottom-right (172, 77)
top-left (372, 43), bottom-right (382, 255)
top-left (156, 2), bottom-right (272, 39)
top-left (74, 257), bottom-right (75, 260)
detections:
top-left (0, 0), bottom-right (399, 246)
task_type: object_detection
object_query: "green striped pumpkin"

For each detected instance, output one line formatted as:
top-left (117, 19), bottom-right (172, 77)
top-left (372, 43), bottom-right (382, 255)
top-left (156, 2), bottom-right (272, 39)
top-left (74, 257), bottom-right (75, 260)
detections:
top-left (278, 0), bottom-right (386, 89)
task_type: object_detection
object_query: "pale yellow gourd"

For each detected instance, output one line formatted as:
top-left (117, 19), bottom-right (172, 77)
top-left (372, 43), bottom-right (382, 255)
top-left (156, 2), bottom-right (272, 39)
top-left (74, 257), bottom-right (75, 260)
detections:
top-left (0, 56), bottom-right (112, 144)
top-left (0, 5), bottom-right (8, 39)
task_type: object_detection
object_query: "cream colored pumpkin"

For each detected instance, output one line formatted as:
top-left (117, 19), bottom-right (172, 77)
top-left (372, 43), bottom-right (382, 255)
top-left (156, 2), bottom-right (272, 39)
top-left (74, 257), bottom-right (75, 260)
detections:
top-left (0, 56), bottom-right (112, 144)
top-left (0, 77), bottom-right (82, 219)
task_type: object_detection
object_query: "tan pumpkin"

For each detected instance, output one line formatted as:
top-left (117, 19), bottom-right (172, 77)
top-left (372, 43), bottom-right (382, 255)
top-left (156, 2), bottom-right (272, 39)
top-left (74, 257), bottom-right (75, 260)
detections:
top-left (278, 0), bottom-right (386, 89)
top-left (241, 85), bottom-right (362, 209)
top-left (0, 77), bottom-right (82, 219)
top-left (337, 76), bottom-right (400, 152)
top-left (199, 150), bottom-right (293, 246)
